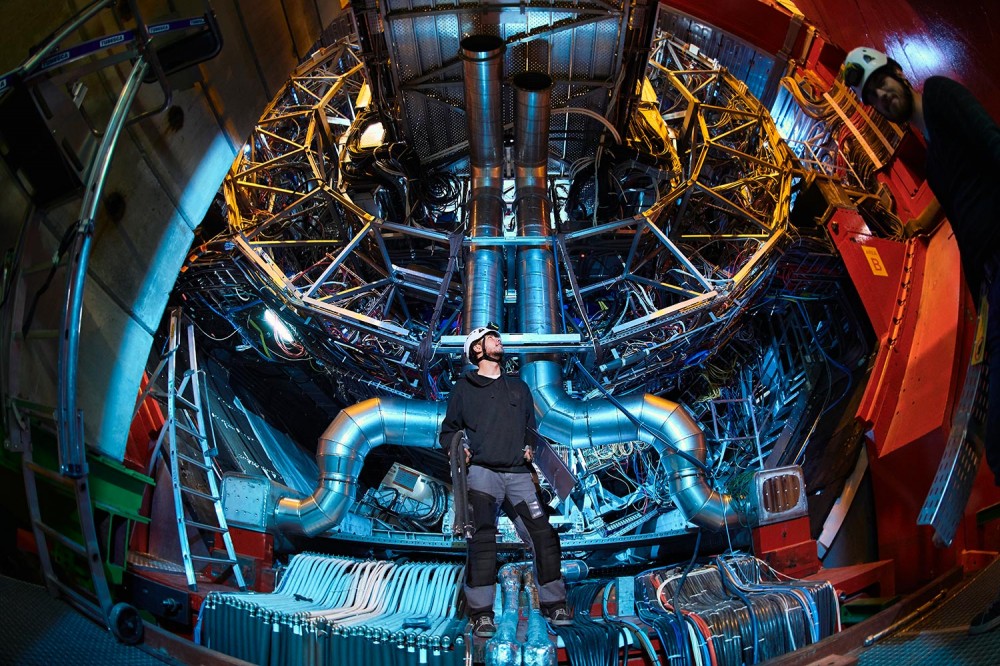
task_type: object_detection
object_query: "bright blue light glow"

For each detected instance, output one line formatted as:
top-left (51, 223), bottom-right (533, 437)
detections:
top-left (887, 37), bottom-right (946, 75)
top-left (264, 309), bottom-right (295, 343)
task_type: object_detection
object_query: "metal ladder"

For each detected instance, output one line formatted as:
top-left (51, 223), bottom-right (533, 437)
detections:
top-left (1, 0), bottom-right (223, 640)
top-left (918, 302), bottom-right (990, 547)
top-left (141, 307), bottom-right (246, 591)
top-left (15, 403), bottom-right (130, 634)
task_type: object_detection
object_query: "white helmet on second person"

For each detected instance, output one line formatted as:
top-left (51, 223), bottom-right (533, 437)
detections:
top-left (842, 47), bottom-right (891, 99)
top-left (463, 326), bottom-right (500, 363)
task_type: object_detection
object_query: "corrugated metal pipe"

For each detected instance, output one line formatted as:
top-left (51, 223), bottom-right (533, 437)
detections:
top-left (460, 34), bottom-right (506, 331)
top-left (513, 72), bottom-right (559, 337)
top-left (521, 360), bottom-right (738, 530)
top-left (274, 398), bottom-right (446, 536)
top-left (509, 70), bottom-right (737, 531)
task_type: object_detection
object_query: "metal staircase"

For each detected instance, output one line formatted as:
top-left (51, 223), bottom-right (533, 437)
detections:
top-left (140, 307), bottom-right (246, 591)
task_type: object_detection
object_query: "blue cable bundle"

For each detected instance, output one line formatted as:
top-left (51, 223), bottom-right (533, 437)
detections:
top-left (198, 553), bottom-right (468, 666)
top-left (550, 580), bottom-right (630, 666)
top-left (622, 553), bottom-right (840, 665)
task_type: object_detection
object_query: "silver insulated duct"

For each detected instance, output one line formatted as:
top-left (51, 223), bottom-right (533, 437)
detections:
top-left (274, 398), bottom-right (447, 536)
top-left (522, 361), bottom-right (738, 530)
top-left (460, 35), bottom-right (506, 331)
top-left (511, 72), bottom-right (738, 531)
top-left (271, 36), bottom-right (509, 537)
top-left (513, 72), bottom-right (560, 334)
top-left (272, 50), bottom-right (736, 539)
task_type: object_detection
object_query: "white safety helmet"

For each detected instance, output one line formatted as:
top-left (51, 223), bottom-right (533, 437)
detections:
top-left (842, 47), bottom-right (891, 99)
top-left (463, 326), bottom-right (500, 362)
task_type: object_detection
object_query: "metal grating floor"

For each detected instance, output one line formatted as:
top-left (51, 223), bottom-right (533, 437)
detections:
top-left (0, 575), bottom-right (172, 665)
top-left (856, 558), bottom-right (1000, 665)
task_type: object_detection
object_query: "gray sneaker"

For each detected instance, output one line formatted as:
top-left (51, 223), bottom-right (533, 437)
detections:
top-left (544, 606), bottom-right (573, 626)
top-left (471, 614), bottom-right (497, 638)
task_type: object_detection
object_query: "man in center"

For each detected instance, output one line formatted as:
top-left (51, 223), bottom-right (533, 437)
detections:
top-left (440, 326), bottom-right (572, 638)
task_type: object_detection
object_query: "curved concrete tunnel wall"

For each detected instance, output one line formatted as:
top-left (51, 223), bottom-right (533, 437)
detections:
top-left (0, 1), bottom-right (348, 460)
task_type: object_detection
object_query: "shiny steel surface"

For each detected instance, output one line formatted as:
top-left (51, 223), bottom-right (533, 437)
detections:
top-left (274, 398), bottom-right (447, 536)
top-left (513, 71), bottom-right (559, 337)
top-left (461, 35), bottom-right (505, 331)
top-left (179, 27), bottom-right (806, 546)
top-left (523, 360), bottom-right (738, 529)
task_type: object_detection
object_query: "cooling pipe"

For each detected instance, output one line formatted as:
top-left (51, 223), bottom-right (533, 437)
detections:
top-left (513, 72), bottom-right (560, 336)
top-left (460, 35), bottom-right (506, 331)
top-left (274, 44), bottom-right (735, 539)
top-left (521, 360), bottom-right (738, 530)
top-left (273, 36), bottom-right (508, 537)
top-left (509, 72), bottom-right (736, 531)
top-left (274, 398), bottom-right (446, 536)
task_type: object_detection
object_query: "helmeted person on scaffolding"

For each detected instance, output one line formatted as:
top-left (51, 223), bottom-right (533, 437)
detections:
top-left (842, 46), bottom-right (1000, 634)
top-left (439, 326), bottom-right (573, 638)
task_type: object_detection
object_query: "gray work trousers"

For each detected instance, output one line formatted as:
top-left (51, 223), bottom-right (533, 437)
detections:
top-left (464, 465), bottom-right (566, 615)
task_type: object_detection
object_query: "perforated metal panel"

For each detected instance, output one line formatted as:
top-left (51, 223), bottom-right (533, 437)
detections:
top-left (0, 576), bottom-right (166, 665)
top-left (857, 557), bottom-right (1000, 665)
top-left (918, 359), bottom-right (988, 546)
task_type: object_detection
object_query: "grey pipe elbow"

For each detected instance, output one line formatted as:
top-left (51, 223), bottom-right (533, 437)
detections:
top-left (522, 360), bottom-right (739, 530)
top-left (274, 398), bottom-right (447, 536)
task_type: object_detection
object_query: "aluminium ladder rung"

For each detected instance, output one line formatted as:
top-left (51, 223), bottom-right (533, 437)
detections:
top-left (173, 420), bottom-right (206, 440)
top-left (158, 389), bottom-right (201, 413)
top-left (35, 520), bottom-right (87, 557)
top-left (185, 519), bottom-right (227, 534)
top-left (176, 451), bottom-right (212, 470)
top-left (174, 393), bottom-right (199, 411)
top-left (180, 486), bottom-right (220, 502)
top-left (190, 554), bottom-right (238, 566)
top-left (25, 461), bottom-right (76, 487)
top-left (153, 389), bottom-right (199, 412)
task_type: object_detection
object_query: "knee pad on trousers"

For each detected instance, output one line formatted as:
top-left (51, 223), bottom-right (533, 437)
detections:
top-left (513, 500), bottom-right (562, 585)
top-left (467, 490), bottom-right (499, 587)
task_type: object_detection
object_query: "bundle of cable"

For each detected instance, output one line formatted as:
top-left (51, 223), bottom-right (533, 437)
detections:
top-left (198, 553), bottom-right (467, 666)
top-left (624, 554), bottom-right (840, 666)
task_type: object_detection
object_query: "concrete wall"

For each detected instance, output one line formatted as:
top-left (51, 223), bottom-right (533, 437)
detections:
top-left (0, 1), bottom-right (344, 460)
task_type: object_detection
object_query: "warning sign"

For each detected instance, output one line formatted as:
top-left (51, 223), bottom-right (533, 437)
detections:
top-left (862, 246), bottom-right (888, 277)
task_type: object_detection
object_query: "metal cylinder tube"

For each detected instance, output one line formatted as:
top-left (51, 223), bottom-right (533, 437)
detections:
top-left (513, 71), bottom-right (559, 336)
top-left (521, 360), bottom-right (738, 530)
top-left (274, 397), bottom-right (447, 536)
top-left (460, 35), bottom-right (506, 331)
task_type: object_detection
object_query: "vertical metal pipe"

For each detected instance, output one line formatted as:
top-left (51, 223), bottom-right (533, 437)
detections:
top-left (58, 57), bottom-right (149, 477)
top-left (460, 35), bottom-right (506, 331)
top-left (512, 72), bottom-right (559, 337)
top-left (507, 74), bottom-right (736, 529)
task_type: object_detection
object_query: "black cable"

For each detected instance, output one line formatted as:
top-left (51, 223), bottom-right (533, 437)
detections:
top-left (20, 220), bottom-right (79, 338)
top-left (671, 528), bottom-right (702, 664)
top-left (717, 556), bottom-right (760, 664)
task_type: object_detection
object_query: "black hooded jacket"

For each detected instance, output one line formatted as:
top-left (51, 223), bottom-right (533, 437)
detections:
top-left (439, 369), bottom-right (537, 473)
